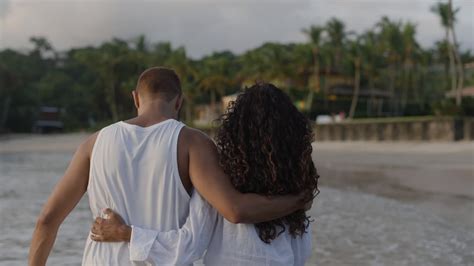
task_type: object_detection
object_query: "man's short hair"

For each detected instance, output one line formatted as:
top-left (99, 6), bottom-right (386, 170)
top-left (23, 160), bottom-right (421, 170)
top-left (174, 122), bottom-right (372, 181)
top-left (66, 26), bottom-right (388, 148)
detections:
top-left (136, 67), bottom-right (182, 101)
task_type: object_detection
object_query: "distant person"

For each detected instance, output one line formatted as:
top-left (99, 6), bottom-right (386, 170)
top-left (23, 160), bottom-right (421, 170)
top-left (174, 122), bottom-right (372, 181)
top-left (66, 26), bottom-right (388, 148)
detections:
top-left (28, 68), bottom-right (311, 265)
top-left (90, 83), bottom-right (320, 265)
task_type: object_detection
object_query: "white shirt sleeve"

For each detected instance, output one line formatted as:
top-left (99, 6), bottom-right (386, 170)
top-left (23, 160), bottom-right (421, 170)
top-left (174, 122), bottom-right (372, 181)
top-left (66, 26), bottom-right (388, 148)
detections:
top-left (129, 191), bottom-right (218, 265)
top-left (291, 223), bottom-right (312, 266)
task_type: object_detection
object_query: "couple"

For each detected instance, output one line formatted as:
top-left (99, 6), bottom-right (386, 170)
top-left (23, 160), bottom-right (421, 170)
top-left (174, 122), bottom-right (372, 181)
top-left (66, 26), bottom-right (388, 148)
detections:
top-left (29, 67), bottom-right (319, 265)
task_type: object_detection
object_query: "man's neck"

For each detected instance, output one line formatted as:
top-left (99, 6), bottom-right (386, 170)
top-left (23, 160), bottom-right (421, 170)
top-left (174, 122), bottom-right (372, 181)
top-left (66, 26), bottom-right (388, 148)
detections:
top-left (127, 102), bottom-right (177, 127)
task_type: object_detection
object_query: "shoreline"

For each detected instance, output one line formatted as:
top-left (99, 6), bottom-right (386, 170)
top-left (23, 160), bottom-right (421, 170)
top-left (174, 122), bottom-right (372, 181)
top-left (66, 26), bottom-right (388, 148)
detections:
top-left (1, 134), bottom-right (472, 219)
top-left (1, 134), bottom-right (472, 198)
top-left (0, 133), bottom-right (90, 153)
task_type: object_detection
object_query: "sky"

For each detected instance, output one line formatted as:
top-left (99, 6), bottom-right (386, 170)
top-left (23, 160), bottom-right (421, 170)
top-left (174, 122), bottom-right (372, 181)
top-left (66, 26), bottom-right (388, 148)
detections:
top-left (0, 0), bottom-right (473, 58)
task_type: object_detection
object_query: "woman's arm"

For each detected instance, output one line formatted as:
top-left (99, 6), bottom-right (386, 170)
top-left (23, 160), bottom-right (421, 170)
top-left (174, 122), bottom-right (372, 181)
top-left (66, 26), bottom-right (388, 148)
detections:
top-left (91, 191), bottom-right (218, 264)
top-left (185, 128), bottom-right (308, 224)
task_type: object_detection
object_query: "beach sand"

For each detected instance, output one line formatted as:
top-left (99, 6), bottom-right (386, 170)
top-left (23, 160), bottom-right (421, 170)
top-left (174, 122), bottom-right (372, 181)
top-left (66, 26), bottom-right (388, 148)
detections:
top-left (3, 134), bottom-right (472, 199)
top-left (2, 134), bottom-right (471, 225)
top-left (312, 141), bottom-right (474, 223)
top-left (0, 133), bottom-right (90, 153)
top-left (313, 141), bottom-right (474, 197)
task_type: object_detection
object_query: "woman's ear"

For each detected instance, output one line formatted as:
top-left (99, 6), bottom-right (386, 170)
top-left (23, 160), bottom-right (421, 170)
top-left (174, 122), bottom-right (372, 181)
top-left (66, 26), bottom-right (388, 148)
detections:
top-left (132, 90), bottom-right (140, 110)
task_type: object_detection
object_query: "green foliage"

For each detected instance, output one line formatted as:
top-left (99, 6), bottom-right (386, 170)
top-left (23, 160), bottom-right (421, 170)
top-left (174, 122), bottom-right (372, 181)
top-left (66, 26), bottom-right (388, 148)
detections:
top-left (433, 99), bottom-right (466, 116)
top-left (0, 14), bottom-right (473, 132)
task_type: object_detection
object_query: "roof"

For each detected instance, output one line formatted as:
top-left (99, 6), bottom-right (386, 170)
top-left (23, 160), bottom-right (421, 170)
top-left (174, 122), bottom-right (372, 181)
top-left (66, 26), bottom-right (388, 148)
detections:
top-left (445, 87), bottom-right (474, 98)
top-left (39, 106), bottom-right (60, 113)
top-left (34, 120), bottom-right (64, 128)
top-left (328, 85), bottom-right (392, 98)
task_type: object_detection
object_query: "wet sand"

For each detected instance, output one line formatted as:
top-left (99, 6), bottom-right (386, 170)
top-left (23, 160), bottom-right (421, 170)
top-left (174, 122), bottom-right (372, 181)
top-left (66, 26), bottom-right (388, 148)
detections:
top-left (2, 134), bottom-right (472, 199)
top-left (1, 135), bottom-right (473, 225)
top-left (313, 141), bottom-right (474, 197)
top-left (0, 133), bottom-right (90, 153)
top-left (312, 141), bottom-right (474, 225)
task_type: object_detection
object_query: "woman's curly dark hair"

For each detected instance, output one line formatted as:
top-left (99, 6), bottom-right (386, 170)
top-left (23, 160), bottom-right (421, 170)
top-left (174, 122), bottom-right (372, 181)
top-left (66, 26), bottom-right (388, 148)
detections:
top-left (215, 82), bottom-right (320, 244)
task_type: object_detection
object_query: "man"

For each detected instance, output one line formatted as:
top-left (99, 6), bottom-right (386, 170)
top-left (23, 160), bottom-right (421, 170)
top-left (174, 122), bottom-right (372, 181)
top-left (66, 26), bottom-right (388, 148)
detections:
top-left (29, 67), bottom-right (308, 265)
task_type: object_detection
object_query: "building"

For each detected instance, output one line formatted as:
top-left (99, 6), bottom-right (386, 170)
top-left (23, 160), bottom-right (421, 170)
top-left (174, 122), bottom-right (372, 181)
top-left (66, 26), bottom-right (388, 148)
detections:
top-left (445, 87), bottom-right (474, 98)
top-left (33, 106), bottom-right (64, 133)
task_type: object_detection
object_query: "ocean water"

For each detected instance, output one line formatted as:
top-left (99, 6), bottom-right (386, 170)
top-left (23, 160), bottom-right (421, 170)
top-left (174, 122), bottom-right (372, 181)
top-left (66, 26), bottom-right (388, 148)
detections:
top-left (1, 146), bottom-right (473, 265)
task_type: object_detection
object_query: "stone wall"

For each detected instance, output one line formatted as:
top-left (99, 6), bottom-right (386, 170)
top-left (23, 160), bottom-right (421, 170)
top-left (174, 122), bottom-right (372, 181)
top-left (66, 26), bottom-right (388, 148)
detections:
top-left (313, 117), bottom-right (474, 142)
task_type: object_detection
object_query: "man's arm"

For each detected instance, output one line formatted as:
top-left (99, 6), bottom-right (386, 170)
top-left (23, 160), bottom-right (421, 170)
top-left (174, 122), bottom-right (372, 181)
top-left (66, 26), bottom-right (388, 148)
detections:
top-left (29, 133), bottom-right (98, 266)
top-left (186, 128), bottom-right (307, 224)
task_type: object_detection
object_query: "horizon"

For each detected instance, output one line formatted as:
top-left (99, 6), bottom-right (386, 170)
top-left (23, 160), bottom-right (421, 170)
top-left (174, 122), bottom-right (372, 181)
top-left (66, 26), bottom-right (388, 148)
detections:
top-left (0, 0), bottom-right (473, 59)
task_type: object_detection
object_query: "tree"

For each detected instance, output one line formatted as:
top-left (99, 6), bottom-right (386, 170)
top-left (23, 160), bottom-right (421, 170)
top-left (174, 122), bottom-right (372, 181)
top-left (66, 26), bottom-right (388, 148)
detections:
top-left (377, 17), bottom-right (403, 115)
top-left (165, 46), bottom-right (199, 123)
top-left (431, 1), bottom-right (463, 106)
top-left (302, 25), bottom-right (324, 112)
top-left (348, 38), bottom-right (362, 119)
top-left (30, 37), bottom-right (54, 58)
top-left (197, 52), bottom-right (237, 115)
top-left (0, 64), bottom-right (15, 130)
top-left (0, 49), bottom-right (45, 131)
top-left (1, 10), bottom-right (473, 133)
top-left (74, 39), bottom-right (141, 121)
top-left (239, 43), bottom-right (295, 93)
top-left (448, 0), bottom-right (464, 106)
top-left (359, 30), bottom-right (381, 115)
top-left (400, 22), bottom-right (420, 112)
top-left (325, 18), bottom-right (347, 72)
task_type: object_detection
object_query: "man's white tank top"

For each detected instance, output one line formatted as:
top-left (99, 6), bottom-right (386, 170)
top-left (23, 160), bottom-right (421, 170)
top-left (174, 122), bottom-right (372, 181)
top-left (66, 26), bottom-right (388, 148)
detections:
top-left (82, 119), bottom-right (190, 265)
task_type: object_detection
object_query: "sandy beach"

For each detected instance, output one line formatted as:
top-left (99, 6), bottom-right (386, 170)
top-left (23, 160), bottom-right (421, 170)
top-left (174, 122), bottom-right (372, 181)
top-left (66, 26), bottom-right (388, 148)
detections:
top-left (1, 134), bottom-right (473, 265)
top-left (2, 133), bottom-right (472, 198)
top-left (314, 141), bottom-right (474, 198)
top-left (312, 141), bottom-right (474, 224)
top-left (0, 133), bottom-right (90, 153)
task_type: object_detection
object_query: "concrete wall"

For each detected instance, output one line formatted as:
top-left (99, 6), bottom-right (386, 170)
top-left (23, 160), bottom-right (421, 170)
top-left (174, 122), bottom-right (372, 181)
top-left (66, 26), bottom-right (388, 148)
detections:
top-left (197, 116), bottom-right (474, 142)
top-left (314, 117), bottom-right (474, 142)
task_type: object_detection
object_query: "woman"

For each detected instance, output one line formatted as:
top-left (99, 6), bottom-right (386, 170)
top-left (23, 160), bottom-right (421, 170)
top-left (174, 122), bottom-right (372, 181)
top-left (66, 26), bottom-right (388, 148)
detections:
top-left (91, 83), bottom-right (319, 265)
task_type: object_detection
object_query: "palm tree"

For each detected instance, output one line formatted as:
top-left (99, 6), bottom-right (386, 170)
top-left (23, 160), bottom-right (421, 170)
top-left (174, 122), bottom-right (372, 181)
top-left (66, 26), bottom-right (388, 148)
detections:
top-left (165, 46), bottom-right (199, 124)
top-left (400, 22), bottom-right (419, 112)
top-left (197, 75), bottom-right (228, 113)
top-left (377, 17), bottom-right (403, 114)
top-left (348, 38), bottom-right (361, 119)
top-left (197, 52), bottom-right (237, 115)
top-left (302, 25), bottom-right (325, 112)
top-left (239, 43), bottom-right (294, 92)
top-left (74, 39), bottom-right (139, 121)
top-left (447, 0), bottom-right (464, 106)
top-left (318, 43), bottom-right (334, 110)
top-left (135, 35), bottom-right (149, 53)
top-left (290, 43), bottom-right (313, 90)
top-left (29, 37), bottom-right (54, 58)
top-left (359, 31), bottom-right (381, 116)
top-left (431, 2), bottom-right (461, 105)
top-left (325, 18), bottom-right (347, 72)
top-left (435, 40), bottom-right (451, 90)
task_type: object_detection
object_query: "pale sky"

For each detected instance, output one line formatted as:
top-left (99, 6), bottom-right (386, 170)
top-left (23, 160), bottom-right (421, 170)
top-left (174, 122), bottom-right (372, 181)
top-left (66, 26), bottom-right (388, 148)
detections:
top-left (0, 0), bottom-right (473, 58)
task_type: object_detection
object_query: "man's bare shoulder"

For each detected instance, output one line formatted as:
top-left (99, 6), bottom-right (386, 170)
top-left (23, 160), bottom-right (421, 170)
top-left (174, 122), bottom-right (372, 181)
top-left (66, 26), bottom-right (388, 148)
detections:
top-left (180, 126), bottom-right (214, 146)
top-left (179, 126), bottom-right (219, 157)
top-left (77, 131), bottom-right (100, 158)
